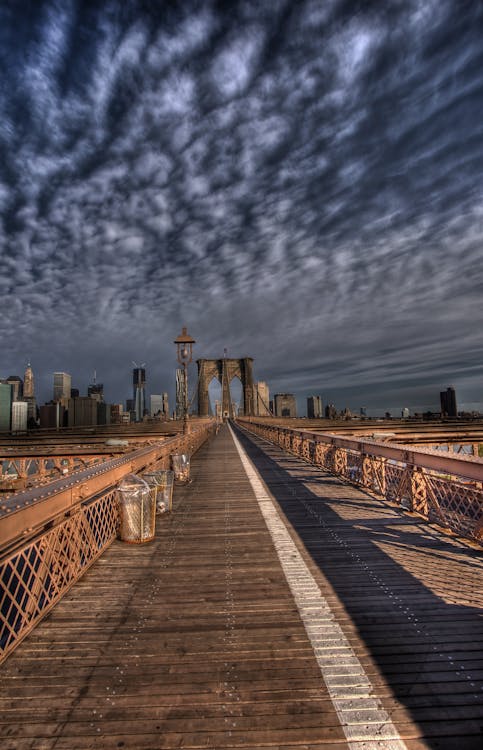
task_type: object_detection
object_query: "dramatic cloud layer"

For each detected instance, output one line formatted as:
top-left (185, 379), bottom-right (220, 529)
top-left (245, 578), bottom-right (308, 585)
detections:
top-left (1, 0), bottom-right (482, 414)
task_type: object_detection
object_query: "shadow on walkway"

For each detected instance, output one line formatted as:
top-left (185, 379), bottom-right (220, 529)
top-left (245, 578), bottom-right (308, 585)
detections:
top-left (234, 423), bottom-right (483, 750)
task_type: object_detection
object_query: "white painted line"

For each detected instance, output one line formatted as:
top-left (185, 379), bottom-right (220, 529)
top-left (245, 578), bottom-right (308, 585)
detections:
top-left (229, 424), bottom-right (408, 750)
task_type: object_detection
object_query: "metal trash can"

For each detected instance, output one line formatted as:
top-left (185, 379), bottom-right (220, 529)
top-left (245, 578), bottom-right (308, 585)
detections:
top-left (143, 470), bottom-right (174, 513)
top-left (171, 454), bottom-right (190, 484)
top-left (117, 473), bottom-right (155, 543)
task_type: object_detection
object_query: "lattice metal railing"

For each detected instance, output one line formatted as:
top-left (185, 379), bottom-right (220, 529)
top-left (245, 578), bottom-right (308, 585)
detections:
top-left (238, 419), bottom-right (483, 545)
top-left (0, 419), bottom-right (216, 664)
top-left (0, 490), bottom-right (117, 662)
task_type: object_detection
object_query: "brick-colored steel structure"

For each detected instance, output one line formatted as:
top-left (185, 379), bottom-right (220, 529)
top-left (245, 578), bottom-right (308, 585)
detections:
top-left (197, 357), bottom-right (254, 418)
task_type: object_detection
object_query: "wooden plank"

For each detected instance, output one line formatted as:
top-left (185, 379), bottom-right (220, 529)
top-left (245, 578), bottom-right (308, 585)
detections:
top-left (234, 424), bottom-right (483, 747)
top-left (0, 423), bottom-right (482, 749)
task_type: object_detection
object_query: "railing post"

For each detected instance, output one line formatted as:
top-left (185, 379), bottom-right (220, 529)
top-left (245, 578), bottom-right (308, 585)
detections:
top-left (301, 436), bottom-right (311, 461)
top-left (16, 459), bottom-right (28, 481)
top-left (409, 467), bottom-right (428, 515)
top-left (377, 457), bottom-right (387, 496)
top-left (314, 441), bottom-right (328, 469)
top-left (334, 447), bottom-right (348, 476)
top-left (292, 434), bottom-right (302, 457)
top-left (361, 453), bottom-right (372, 489)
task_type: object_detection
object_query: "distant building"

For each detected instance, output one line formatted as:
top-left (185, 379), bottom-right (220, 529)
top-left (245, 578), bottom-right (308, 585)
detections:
top-left (68, 397), bottom-right (97, 427)
top-left (150, 394), bottom-right (164, 418)
top-left (23, 363), bottom-right (37, 423)
top-left (23, 363), bottom-right (34, 398)
top-left (39, 402), bottom-right (65, 430)
top-left (274, 393), bottom-right (297, 418)
top-left (162, 392), bottom-right (169, 419)
top-left (97, 402), bottom-right (111, 425)
top-left (133, 367), bottom-right (146, 422)
top-left (6, 376), bottom-right (23, 402)
top-left (176, 368), bottom-right (187, 419)
top-left (11, 401), bottom-right (28, 433)
top-left (401, 407), bottom-right (410, 418)
top-left (88, 383), bottom-right (104, 401)
top-left (125, 398), bottom-right (136, 422)
top-left (440, 386), bottom-right (457, 417)
top-left (360, 407), bottom-right (367, 417)
top-left (53, 372), bottom-right (71, 402)
top-left (307, 395), bottom-right (323, 419)
top-left (325, 403), bottom-right (337, 419)
top-left (0, 382), bottom-right (12, 431)
top-left (110, 404), bottom-right (123, 424)
top-left (70, 388), bottom-right (80, 398)
top-left (253, 381), bottom-right (270, 416)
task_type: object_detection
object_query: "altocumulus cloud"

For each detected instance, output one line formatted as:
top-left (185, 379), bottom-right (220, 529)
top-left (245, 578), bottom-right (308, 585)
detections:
top-left (0, 0), bottom-right (482, 413)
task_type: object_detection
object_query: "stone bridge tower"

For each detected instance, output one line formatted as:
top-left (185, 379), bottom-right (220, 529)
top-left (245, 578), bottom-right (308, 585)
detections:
top-left (197, 358), bottom-right (254, 418)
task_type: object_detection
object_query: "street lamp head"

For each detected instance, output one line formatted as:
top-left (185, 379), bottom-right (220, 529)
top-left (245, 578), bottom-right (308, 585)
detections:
top-left (174, 327), bottom-right (195, 366)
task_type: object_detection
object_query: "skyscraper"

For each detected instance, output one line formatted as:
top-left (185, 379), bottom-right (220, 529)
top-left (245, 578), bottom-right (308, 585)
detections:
top-left (0, 382), bottom-right (12, 432)
top-left (53, 372), bottom-right (72, 402)
top-left (162, 392), bottom-right (169, 419)
top-left (23, 363), bottom-right (34, 398)
top-left (39, 403), bottom-right (65, 430)
top-left (6, 376), bottom-right (23, 401)
top-left (23, 363), bottom-right (37, 423)
top-left (150, 394), bottom-right (164, 417)
top-left (96, 401), bottom-right (111, 425)
top-left (11, 401), bottom-right (28, 433)
top-left (68, 397), bottom-right (98, 427)
top-left (440, 386), bottom-right (457, 417)
top-left (307, 395), bottom-right (323, 418)
top-left (133, 366), bottom-right (146, 422)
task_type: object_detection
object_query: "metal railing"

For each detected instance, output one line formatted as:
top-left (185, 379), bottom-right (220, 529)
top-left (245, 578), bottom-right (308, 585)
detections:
top-left (0, 420), bottom-right (216, 664)
top-left (0, 454), bottom-right (110, 495)
top-left (237, 419), bottom-right (483, 545)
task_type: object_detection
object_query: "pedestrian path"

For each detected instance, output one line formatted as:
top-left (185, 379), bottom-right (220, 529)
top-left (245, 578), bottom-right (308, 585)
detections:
top-left (0, 423), bottom-right (481, 749)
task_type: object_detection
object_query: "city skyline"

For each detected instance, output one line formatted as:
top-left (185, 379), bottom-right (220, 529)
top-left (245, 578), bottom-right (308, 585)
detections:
top-left (0, 357), bottom-right (477, 421)
top-left (1, 2), bottom-right (482, 413)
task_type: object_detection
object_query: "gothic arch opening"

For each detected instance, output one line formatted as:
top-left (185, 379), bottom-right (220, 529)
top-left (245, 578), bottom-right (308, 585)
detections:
top-left (229, 376), bottom-right (243, 417)
top-left (208, 376), bottom-right (222, 417)
top-left (197, 358), bottom-right (254, 418)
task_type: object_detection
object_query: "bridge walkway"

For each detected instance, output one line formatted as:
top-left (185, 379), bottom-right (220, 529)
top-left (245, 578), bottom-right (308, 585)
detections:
top-left (0, 423), bottom-right (481, 749)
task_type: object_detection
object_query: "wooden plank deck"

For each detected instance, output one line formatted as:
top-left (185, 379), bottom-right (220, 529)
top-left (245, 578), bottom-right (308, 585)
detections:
top-left (0, 423), bottom-right (482, 749)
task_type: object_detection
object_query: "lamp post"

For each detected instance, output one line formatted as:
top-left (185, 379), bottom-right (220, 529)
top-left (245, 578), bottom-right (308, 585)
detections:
top-left (174, 327), bottom-right (196, 434)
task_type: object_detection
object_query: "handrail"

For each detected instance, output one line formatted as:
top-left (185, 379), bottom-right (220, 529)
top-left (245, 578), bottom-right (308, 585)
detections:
top-left (0, 419), bottom-right (216, 664)
top-left (237, 418), bottom-right (483, 545)
top-left (0, 419), bottom-right (215, 551)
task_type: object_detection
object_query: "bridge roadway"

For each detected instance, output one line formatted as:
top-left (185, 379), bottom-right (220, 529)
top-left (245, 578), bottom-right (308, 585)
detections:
top-left (0, 424), bottom-right (482, 749)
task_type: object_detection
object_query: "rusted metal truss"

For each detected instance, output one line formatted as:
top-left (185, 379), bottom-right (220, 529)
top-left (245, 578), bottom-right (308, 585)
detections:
top-left (0, 455), bottom-right (110, 493)
top-left (239, 419), bottom-right (483, 546)
top-left (0, 420), bottom-right (216, 664)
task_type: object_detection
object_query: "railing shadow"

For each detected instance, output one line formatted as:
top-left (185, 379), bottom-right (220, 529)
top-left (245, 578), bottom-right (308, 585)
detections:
top-left (234, 424), bottom-right (483, 750)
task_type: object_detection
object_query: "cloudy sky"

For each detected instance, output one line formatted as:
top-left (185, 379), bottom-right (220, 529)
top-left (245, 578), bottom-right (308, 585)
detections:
top-left (1, 0), bottom-right (482, 416)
